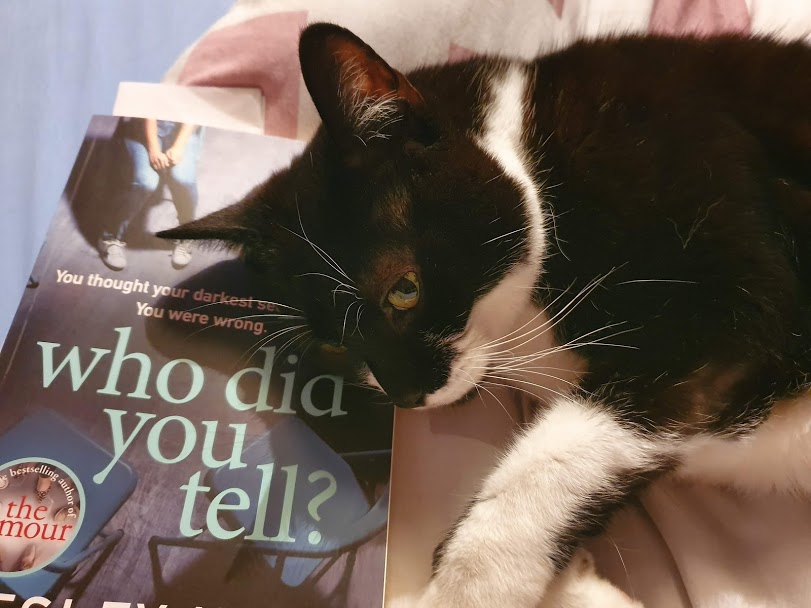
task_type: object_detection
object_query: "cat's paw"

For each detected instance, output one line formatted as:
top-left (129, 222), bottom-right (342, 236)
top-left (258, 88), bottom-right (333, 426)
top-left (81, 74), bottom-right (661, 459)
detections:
top-left (385, 550), bottom-right (642, 608)
top-left (538, 549), bottom-right (644, 608)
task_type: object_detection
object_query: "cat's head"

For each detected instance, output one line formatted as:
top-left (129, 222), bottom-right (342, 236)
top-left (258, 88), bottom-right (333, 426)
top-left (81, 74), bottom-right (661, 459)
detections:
top-left (159, 24), bottom-right (545, 408)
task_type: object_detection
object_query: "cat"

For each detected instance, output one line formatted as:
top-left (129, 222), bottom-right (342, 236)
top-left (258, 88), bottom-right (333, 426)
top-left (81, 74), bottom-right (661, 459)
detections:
top-left (159, 23), bottom-right (811, 607)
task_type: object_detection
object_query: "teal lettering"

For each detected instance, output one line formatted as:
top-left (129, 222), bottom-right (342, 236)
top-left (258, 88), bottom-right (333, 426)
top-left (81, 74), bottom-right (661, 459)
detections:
top-left (155, 358), bottom-right (204, 404)
top-left (97, 327), bottom-right (152, 399)
top-left (147, 416), bottom-right (196, 464)
top-left (38, 341), bottom-right (110, 390)
top-left (225, 346), bottom-right (275, 412)
top-left (93, 409), bottom-right (156, 483)
top-left (21, 598), bottom-right (52, 608)
top-left (269, 465), bottom-right (297, 542)
top-left (201, 421), bottom-right (247, 469)
top-left (207, 488), bottom-right (249, 540)
top-left (179, 471), bottom-right (208, 537)
top-left (275, 355), bottom-right (298, 415)
top-left (245, 462), bottom-right (274, 541)
top-left (301, 375), bottom-right (347, 417)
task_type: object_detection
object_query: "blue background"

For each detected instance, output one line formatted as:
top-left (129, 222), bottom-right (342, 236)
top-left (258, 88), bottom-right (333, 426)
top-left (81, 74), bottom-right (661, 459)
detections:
top-left (0, 1), bottom-right (232, 342)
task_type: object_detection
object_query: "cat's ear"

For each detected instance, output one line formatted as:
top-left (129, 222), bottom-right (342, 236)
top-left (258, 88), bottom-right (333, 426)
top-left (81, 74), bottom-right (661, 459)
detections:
top-left (299, 23), bottom-right (429, 160)
top-left (156, 200), bottom-right (259, 247)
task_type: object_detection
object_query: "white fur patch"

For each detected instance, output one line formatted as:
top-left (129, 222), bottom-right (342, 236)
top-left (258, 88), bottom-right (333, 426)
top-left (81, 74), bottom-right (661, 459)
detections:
top-left (420, 397), bottom-right (664, 607)
top-left (424, 63), bottom-right (560, 408)
top-left (679, 393), bottom-right (811, 494)
top-left (539, 549), bottom-right (644, 608)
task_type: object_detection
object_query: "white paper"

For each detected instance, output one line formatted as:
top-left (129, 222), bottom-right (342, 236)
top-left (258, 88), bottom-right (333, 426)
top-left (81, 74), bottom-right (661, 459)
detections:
top-left (113, 82), bottom-right (265, 133)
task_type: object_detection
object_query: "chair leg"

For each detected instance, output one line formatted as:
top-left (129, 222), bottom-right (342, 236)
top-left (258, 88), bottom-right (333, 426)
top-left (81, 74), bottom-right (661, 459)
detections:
top-left (336, 549), bottom-right (358, 600)
top-left (59, 532), bottom-right (122, 603)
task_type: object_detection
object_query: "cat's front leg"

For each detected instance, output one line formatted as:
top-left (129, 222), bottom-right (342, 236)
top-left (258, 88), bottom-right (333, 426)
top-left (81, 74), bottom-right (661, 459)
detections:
top-left (421, 396), bottom-right (671, 608)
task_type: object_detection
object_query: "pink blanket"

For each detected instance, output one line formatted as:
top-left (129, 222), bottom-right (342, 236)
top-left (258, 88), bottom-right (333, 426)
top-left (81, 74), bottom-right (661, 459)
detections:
top-left (165, 2), bottom-right (811, 605)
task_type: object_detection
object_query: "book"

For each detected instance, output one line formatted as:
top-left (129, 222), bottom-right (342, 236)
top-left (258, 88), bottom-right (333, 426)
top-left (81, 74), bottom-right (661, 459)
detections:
top-left (0, 115), bottom-right (393, 607)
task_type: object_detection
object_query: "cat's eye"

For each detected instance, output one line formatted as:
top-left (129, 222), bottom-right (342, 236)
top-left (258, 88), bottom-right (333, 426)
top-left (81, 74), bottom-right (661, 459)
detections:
top-left (387, 271), bottom-right (420, 310)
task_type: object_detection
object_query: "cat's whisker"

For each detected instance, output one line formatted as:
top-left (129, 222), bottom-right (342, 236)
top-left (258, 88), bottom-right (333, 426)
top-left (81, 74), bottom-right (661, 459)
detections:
top-left (481, 226), bottom-right (526, 246)
top-left (297, 271), bottom-right (358, 292)
top-left (184, 312), bottom-right (304, 340)
top-left (477, 325), bottom-right (640, 372)
top-left (186, 298), bottom-right (302, 313)
top-left (457, 371), bottom-right (516, 424)
top-left (239, 324), bottom-right (308, 364)
top-left (229, 313), bottom-right (305, 321)
top-left (606, 533), bottom-right (635, 598)
top-left (457, 372), bottom-right (487, 405)
top-left (276, 328), bottom-right (313, 360)
top-left (616, 278), bottom-right (698, 285)
top-left (345, 381), bottom-right (390, 401)
top-left (470, 365), bottom-right (582, 391)
top-left (472, 282), bottom-right (632, 358)
top-left (298, 336), bottom-right (317, 362)
top-left (295, 199), bottom-right (357, 285)
top-left (480, 376), bottom-right (571, 404)
top-left (480, 321), bottom-right (631, 367)
top-left (341, 300), bottom-right (360, 345)
top-left (487, 271), bottom-right (621, 352)
top-left (353, 303), bottom-right (366, 339)
top-left (559, 326), bottom-right (641, 351)
top-left (544, 200), bottom-right (571, 262)
top-left (484, 363), bottom-right (579, 374)
top-left (333, 286), bottom-right (362, 306)
top-left (282, 223), bottom-right (356, 286)
top-left (474, 270), bottom-right (611, 352)
top-left (476, 378), bottom-right (570, 414)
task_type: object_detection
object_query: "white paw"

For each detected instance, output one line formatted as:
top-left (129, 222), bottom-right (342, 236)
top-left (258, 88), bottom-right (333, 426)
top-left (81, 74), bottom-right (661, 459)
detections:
top-left (386, 550), bottom-right (642, 608)
top-left (538, 549), bottom-right (644, 608)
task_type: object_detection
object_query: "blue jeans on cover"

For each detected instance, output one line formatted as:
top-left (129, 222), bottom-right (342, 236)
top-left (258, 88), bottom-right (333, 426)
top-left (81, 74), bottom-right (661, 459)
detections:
top-left (104, 120), bottom-right (202, 242)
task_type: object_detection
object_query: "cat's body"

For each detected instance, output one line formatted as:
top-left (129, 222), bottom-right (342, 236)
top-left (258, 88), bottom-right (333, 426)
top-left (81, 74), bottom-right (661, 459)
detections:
top-left (161, 26), bottom-right (811, 607)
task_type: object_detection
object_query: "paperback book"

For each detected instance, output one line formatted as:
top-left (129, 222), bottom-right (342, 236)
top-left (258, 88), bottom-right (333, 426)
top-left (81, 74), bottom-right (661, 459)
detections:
top-left (0, 115), bottom-right (393, 608)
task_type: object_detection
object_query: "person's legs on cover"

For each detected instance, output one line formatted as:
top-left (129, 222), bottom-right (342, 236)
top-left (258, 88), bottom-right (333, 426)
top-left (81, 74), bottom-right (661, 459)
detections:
top-left (100, 132), bottom-right (161, 271)
top-left (164, 124), bottom-right (202, 268)
top-left (157, 120), bottom-right (202, 269)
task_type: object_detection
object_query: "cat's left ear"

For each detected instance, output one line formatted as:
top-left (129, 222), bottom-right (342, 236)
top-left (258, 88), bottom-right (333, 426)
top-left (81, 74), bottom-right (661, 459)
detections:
top-left (156, 198), bottom-right (260, 247)
top-left (299, 23), bottom-right (431, 161)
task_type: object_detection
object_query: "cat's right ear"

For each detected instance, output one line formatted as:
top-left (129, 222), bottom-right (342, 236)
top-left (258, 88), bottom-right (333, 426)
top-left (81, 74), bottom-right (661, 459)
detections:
top-left (299, 23), bottom-right (430, 162)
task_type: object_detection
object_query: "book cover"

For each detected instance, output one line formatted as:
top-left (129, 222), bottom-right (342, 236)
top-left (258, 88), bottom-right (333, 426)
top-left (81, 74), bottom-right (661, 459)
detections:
top-left (0, 115), bottom-right (392, 607)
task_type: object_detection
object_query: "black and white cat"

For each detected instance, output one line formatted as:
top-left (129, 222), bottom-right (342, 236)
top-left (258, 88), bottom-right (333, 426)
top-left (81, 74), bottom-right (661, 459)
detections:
top-left (160, 23), bottom-right (811, 607)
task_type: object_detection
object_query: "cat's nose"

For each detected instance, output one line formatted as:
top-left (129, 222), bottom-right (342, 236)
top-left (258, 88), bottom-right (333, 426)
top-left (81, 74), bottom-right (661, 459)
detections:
top-left (394, 390), bottom-right (425, 408)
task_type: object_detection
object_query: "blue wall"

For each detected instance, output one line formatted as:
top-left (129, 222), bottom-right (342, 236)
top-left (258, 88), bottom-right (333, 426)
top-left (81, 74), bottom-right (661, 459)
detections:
top-left (0, 1), bottom-right (233, 342)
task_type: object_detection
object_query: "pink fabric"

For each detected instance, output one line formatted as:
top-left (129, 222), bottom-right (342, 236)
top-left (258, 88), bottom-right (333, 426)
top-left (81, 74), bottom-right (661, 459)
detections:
top-left (448, 43), bottom-right (475, 63)
top-left (649, 0), bottom-right (751, 36)
top-left (547, 0), bottom-right (565, 19)
top-left (179, 11), bottom-right (308, 138)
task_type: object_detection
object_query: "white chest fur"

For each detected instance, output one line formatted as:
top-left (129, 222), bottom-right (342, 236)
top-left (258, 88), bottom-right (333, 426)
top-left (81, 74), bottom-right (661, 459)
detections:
top-left (679, 394), bottom-right (811, 494)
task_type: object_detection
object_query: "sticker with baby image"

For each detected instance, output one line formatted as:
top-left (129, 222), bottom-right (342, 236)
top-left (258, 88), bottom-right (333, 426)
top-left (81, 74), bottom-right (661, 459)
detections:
top-left (0, 459), bottom-right (85, 576)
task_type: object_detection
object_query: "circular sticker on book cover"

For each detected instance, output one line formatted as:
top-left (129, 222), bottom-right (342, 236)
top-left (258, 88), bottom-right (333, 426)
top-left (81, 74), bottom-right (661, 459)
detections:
top-left (0, 458), bottom-right (86, 577)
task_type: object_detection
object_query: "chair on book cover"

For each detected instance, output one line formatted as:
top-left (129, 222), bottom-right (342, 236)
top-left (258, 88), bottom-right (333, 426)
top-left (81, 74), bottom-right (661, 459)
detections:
top-left (0, 409), bottom-right (138, 601)
top-left (149, 415), bottom-right (390, 595)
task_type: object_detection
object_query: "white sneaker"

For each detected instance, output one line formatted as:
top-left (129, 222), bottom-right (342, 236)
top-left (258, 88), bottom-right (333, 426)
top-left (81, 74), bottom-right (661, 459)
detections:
top-left (172, 240), bottom-right (193, 268)
top-left (100, 239), bottom-right (127, 270)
